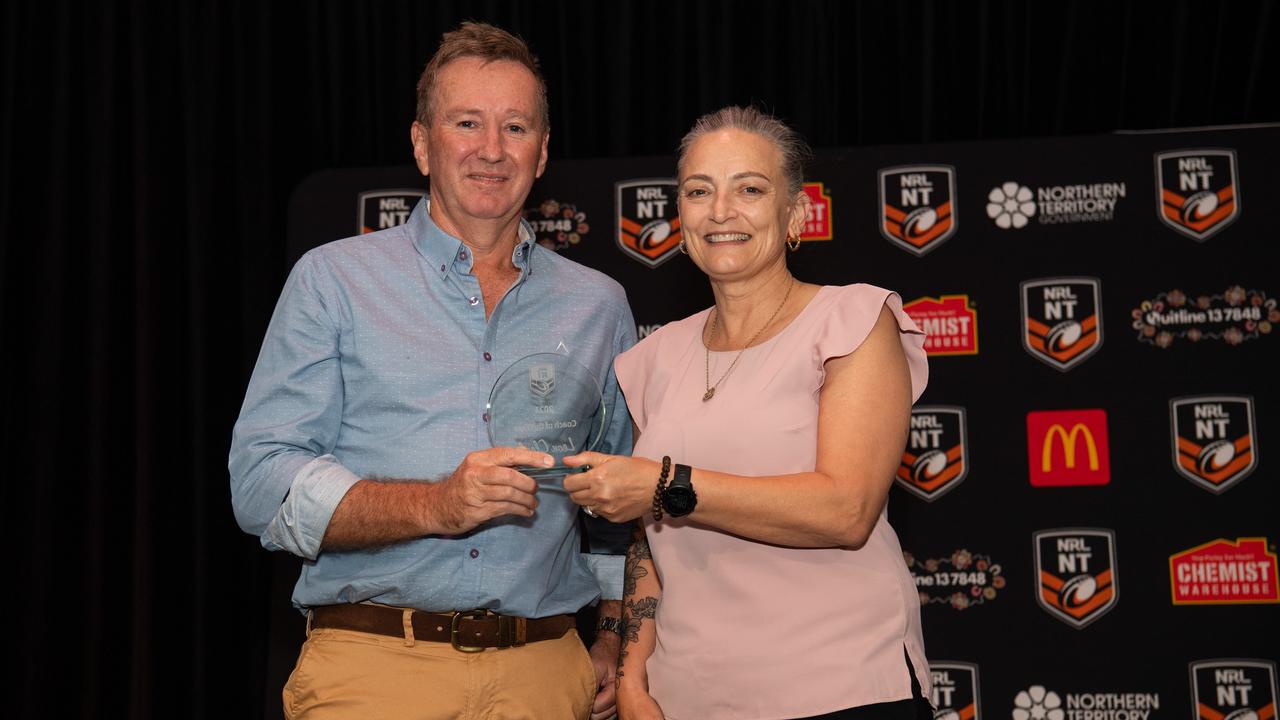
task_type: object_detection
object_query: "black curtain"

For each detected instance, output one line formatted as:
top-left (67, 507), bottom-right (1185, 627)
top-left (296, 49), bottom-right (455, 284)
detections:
top-left (2, 1), bottom-right (1276, 717)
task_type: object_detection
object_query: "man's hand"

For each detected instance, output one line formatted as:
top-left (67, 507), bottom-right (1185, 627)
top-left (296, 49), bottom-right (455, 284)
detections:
top-left (588, 628), bottom-right (621, 720)
top-left (432, 447), bottom-right (553, 534)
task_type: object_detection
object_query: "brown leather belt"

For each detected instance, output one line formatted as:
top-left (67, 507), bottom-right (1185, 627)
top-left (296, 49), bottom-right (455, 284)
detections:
top-left (310, 604), bottom-right (576, 652)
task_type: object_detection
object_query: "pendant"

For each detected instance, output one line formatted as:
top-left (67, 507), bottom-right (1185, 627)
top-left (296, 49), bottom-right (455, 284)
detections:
top-left (702, 388), bottom-right (716, 402)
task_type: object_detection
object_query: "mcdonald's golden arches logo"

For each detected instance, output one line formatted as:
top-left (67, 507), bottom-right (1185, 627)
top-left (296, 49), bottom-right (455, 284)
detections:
top-left (1025, 409), bottom-right (1110, 487)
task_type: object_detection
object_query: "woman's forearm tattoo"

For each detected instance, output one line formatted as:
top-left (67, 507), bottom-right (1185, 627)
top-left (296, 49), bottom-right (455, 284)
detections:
top-left (623, 532), bottom-right (652, 597)
top-left (618, 529), bottom-right (656, 679)
top-left (618, 596), bottom-right (658, 678)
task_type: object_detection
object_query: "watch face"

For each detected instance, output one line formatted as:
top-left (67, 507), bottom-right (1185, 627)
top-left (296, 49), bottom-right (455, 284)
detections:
top-left (663, 486), bottom-right (697, 516)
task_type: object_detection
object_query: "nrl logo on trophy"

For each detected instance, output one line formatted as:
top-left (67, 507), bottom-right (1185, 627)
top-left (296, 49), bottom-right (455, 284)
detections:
top-left (529, 363), bottom-right (556, 403)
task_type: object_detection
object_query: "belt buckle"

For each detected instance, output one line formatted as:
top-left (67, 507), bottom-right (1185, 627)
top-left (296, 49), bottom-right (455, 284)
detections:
top-left (450, 610), bottom-right (490, 653)
top-left (496, 614), bottom-right (527, 648)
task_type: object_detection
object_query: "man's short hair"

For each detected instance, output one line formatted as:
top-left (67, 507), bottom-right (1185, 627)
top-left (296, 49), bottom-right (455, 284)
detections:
top-left (415, 21), bottom-right (549, 131)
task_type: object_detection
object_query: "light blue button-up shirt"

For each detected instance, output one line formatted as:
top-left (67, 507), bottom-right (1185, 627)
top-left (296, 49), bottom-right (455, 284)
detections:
top-left (230, 199), bottom-right (635, 617)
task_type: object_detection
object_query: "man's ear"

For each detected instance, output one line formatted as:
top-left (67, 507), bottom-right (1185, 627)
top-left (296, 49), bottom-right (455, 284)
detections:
top-left (535, 128), bottom-right (549, 179)
top-left (411, 121), bottom-right (431, 177)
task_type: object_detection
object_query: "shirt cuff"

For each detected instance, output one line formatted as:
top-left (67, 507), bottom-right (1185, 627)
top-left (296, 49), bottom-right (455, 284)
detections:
top-left (262, 454), bottom-right (361, 561)
top-left (583, 553), bottom-right (625, 600)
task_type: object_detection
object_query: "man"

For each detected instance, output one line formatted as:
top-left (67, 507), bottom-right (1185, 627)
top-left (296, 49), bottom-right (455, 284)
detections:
top-left (230, 22), bottom-right (633, 720)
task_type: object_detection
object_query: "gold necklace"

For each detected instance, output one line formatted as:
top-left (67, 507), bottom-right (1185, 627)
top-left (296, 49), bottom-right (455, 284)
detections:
top-left (703, 279), bottom-right (795, 402)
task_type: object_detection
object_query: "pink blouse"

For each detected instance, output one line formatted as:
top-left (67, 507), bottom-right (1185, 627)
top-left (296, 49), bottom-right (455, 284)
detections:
top-left (614, 284), bottom-right (932, 720)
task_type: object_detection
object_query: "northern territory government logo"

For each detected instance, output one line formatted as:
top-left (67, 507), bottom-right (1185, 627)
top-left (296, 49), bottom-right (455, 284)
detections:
top-left (1156, 149), bottom-right (1240, 241)
top-left (1170, 538), bottom-right (1279, 605)
top-left (1013, 684), bottom-right (1161, 720)
top-left (907, 548), bottom-right (1006, 611)
top-left (1034, 528), bottom-right (1118, 628)
top-left (616, 179), bottom-right (682, 268)
top-left (1170, 395), bottom-right (1258, 493)
top-left (898, 406), bottom-right (969, 501)
top-left (987, 178), bottom-right (1126, 229)
top-left (523, 198), bottom-right (590, 252)
top-left (931, 662), bottom-right (981, 720)
top-left (800, 182), bottom-right (833, 241)
top-left (1021, 278), bottom-right (1103, 371)
top-left (879, 165), bottom-right (957, 256)
top-left (903, 295), bottom-right (979, 356)
top-left (1190, 660), bottom-right (1278, 720)
top-left (1025, 409), bottom-right (1110, 487)
top-left (1132, 287), bottom-right (1276, 349)
top-left (357, 189), bottom-right (424, 234)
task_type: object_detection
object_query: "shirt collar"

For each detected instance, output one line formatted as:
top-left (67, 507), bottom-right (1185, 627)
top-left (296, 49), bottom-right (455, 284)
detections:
top-left (407, 196), bottom-right (538, 279)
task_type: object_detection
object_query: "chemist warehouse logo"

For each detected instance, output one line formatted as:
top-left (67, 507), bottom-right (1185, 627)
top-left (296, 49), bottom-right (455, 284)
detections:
top-left (904, 295), bottom-right (979, 356)
top-left (879, 165), bottom-right (957, 256)
top-left (357, 189), bottom-right (424, 234)
top-left (1190, 660), bottom-right (1278, 720)
top-left (1021, 278), bottom-right (1103, 371)
top-left (1034, 528), bottom-right (1118, 628)
top-left (1170, 396), bottom-right (1258, 494)
top-left (899, 407), bottom-right (969, 501)
top-left (1012, 684), bottom-right (1161, 720)
top-left (1156, 149), bottom-right (1241, 242)
top-left (1170, 538), bottom-right (1279, 605)
top-left (616, 179), bottom-right (682, 268)
top-left (932, 662), bottom-right (981, 720)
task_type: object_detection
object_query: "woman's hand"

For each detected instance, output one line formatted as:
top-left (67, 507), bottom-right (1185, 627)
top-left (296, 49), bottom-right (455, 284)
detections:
top-left (616, 679), bottom-right (665, 720)
top-left (562, 452), bottom-right (660, 523)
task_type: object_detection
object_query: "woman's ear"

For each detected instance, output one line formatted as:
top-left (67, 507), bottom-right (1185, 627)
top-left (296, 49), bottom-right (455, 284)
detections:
top-left (787, 190), bottom-right (811, 240)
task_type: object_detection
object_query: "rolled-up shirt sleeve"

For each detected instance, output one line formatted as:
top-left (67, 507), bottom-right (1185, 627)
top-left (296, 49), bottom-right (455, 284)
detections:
top-left (228, 252), bottom-right (358, 560)
top-left (581, 294), bottom-right (639, 601)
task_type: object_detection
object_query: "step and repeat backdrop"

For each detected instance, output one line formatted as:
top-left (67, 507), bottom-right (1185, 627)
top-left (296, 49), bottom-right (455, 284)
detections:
top-left (287, 126), bottom-right (1277, 720)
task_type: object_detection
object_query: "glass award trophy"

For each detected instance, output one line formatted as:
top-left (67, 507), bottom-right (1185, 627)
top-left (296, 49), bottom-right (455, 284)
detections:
top-left (486, 352), bottom-right (607, 489)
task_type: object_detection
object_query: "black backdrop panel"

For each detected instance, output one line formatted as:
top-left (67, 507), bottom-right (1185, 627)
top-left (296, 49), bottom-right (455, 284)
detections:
top-left (287, 126), bottom-right (1279, 718)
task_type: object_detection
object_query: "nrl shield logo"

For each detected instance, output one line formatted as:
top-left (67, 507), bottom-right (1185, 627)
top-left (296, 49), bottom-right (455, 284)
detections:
top-left (1156, 149), bottom-right (1240, 241)
top-left (1034, 528), bottom-right (1118, 628)
top-left (616, 179), bottom-right (682, 268)
top-left (1170, 395), bottom-right (1258, 494)
top-left (528, 364), bottom-right (555, 402)
top-left (357, 189), bottom-right (424, 234)
top-left (898, 406), bottom-right (969, 501)
top-left (1021, 277), bottom-right (1104, 371)
top-left (929, 662), bottom-right (981, 720)
top-left (1189, 659), bottom-right (1278, 720)
top-left (879, 165), bottom-right (957, 256)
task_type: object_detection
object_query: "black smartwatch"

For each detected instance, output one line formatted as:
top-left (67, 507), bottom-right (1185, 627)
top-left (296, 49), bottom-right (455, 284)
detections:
top-left (661, 463), bottom-right (698, 517)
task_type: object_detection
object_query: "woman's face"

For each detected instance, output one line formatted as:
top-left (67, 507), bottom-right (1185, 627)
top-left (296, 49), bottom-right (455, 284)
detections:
top-left (677, 128), bottom-right (806, 283)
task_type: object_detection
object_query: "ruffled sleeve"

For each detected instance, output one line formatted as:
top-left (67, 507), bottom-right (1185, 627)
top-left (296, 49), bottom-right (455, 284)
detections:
top-left (814, 284), bottom-right (929, 402)
top-left (613, 335), bottom-right (654, 433)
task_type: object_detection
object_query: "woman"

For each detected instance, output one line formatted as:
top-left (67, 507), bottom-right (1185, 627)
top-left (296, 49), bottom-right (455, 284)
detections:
top-left (563, 106), bottom-right (932, 720)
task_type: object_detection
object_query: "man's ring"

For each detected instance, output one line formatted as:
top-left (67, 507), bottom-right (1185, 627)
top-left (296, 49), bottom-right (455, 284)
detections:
top-left (584, 506), bottom-right (598, 518)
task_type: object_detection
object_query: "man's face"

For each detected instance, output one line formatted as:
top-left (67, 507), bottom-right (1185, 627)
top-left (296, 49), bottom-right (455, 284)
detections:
top-left (411, 57), bottom-right (549, 233)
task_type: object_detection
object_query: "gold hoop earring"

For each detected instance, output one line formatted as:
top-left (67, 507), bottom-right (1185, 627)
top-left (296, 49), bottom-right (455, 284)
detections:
top-left (786, 234), bottom-right (800, 252)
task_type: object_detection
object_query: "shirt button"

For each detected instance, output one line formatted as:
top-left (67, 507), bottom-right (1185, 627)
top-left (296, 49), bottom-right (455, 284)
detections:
top-left (482, 412), bottom-right (490, 422)
top-left (483, 352), bottom-right (492, 361)
top-left (469, 548), bottom-right (479, 559)
top-left (439, 264), bottom-right (446, 272)
top-left (469, 296), bottom-right (480, 306)
top-left (458, 250), bottom-right (468, 260)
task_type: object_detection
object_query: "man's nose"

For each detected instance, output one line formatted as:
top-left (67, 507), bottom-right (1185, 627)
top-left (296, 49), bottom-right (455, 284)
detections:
top-left (478, 125), bottom-right (503, 162)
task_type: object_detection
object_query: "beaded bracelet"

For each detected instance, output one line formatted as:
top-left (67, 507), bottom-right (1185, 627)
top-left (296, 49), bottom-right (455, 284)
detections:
top-left (652, 455), bottom-right (672, 522)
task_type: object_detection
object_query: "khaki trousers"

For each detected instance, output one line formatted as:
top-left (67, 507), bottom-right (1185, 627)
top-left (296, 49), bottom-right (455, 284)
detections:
top-left (283, 621), bottom-right (597, 720)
